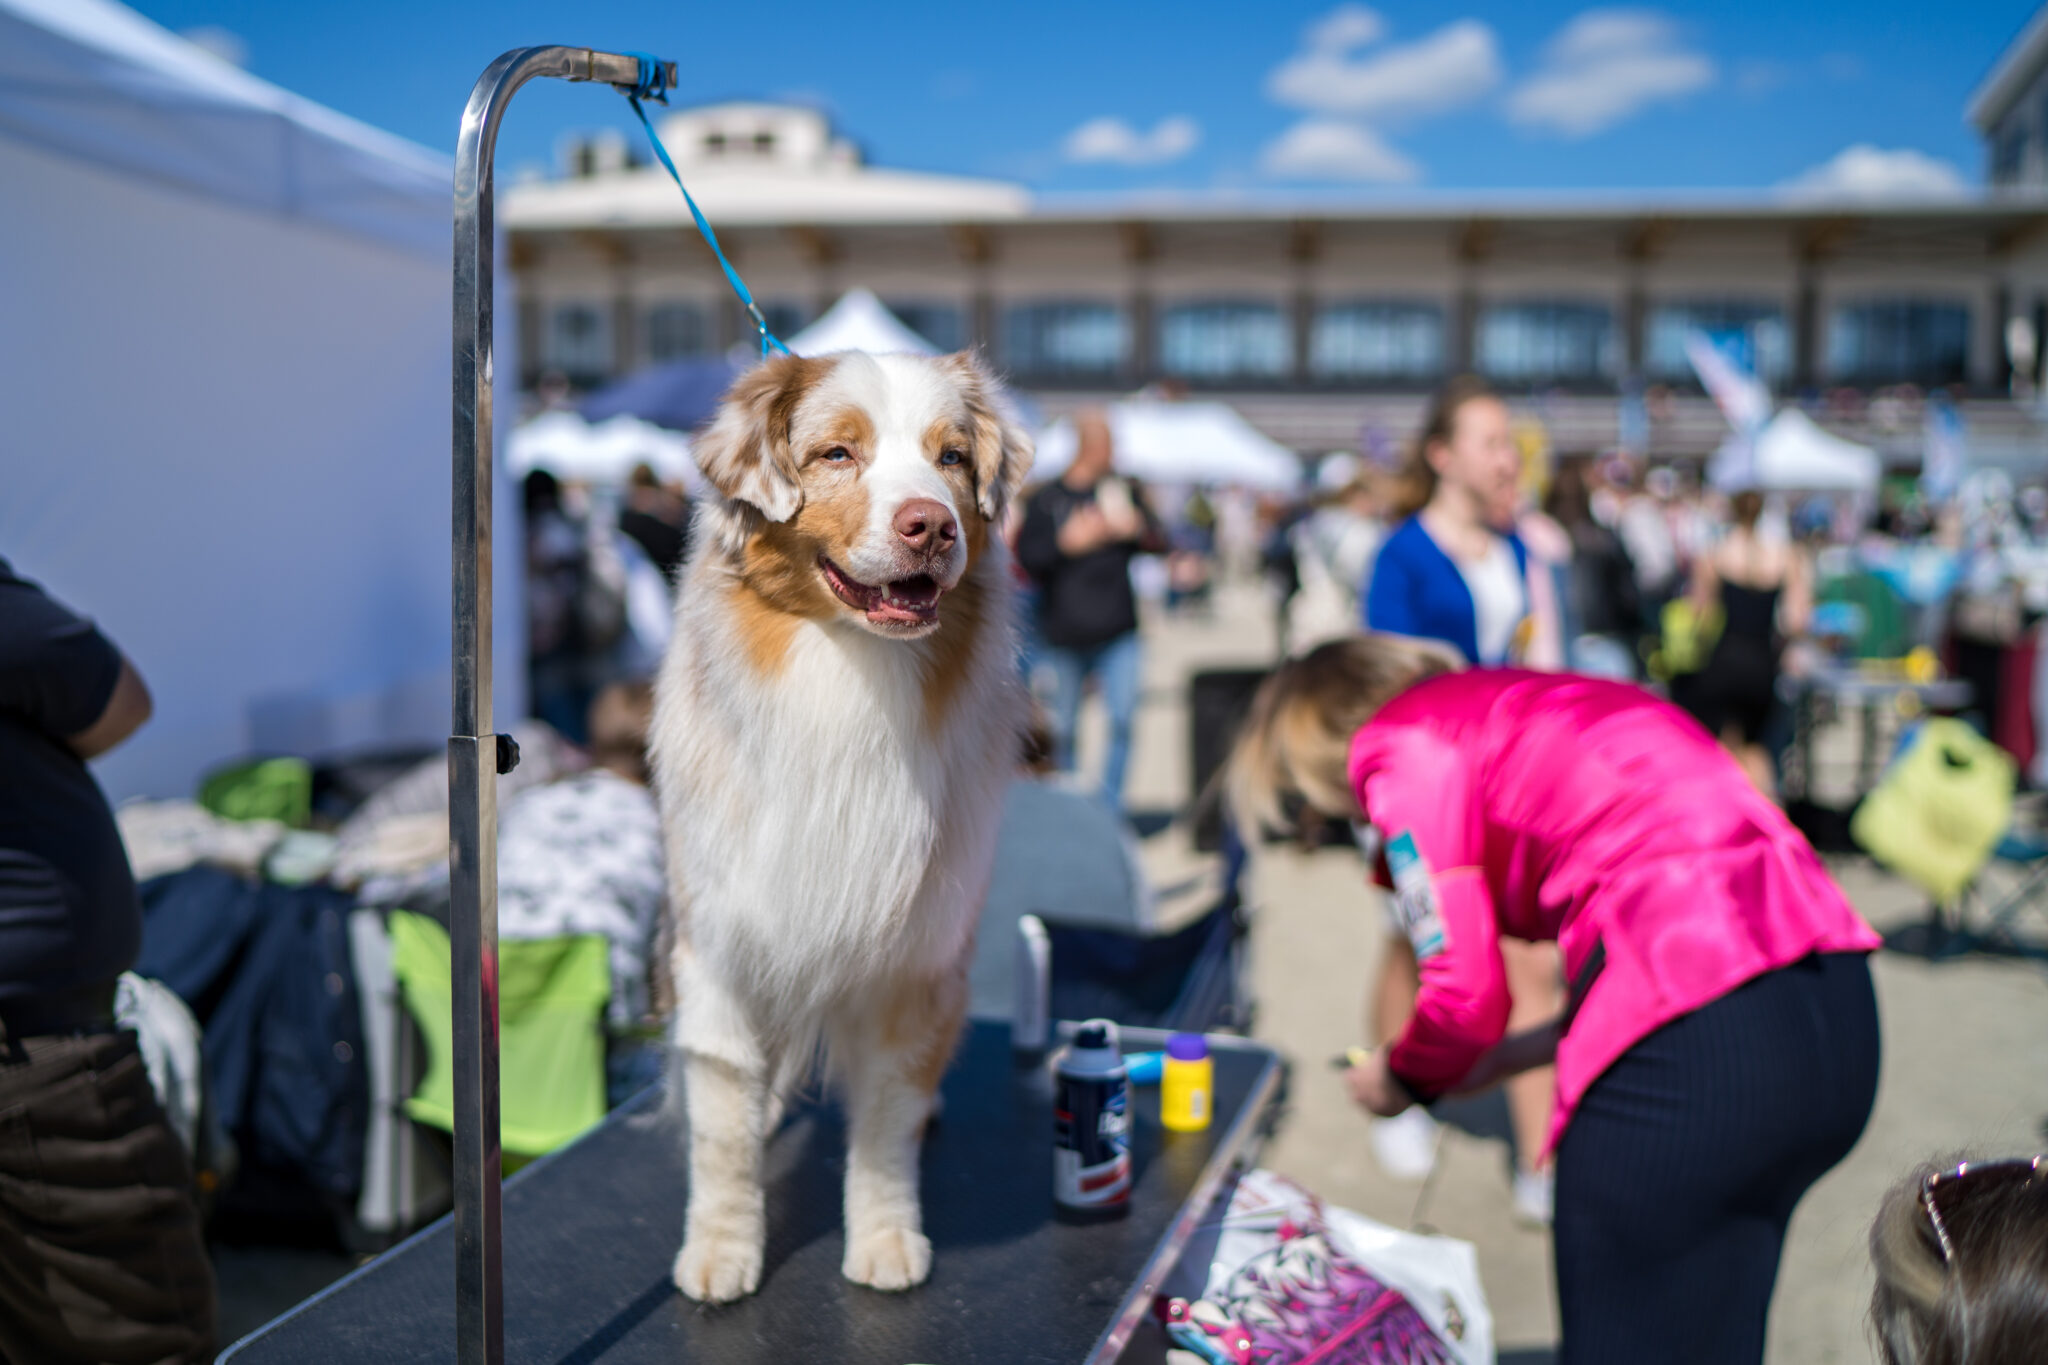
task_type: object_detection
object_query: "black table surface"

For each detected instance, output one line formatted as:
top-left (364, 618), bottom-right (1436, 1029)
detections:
top-left (223, 1022), bottom-right (1283, 1364)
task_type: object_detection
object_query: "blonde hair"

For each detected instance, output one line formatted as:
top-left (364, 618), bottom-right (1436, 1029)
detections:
top-left (1226, 635), bottom-right (1459, 837)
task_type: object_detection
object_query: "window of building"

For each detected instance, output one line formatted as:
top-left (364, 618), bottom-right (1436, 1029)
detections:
top-left (1645, 301), bottom-right (1790, 384)
top-left (752, 132), bottom-right (775, 155)
top-left (1476, 302), bottom-right (1616, 383)
top-left (1827, 299), bottom-right (1971, 386)
top-left (1002, 302), bottom-right (1129, 377)
top-left (1993, 119), bottom-right (2026, 185)
top-left (704, 131), bottom-right (727, 157)
top-left (645, 303), bottom-right (708, 362)
top-left (1309, 302), bottom-right (1444, 380)
top-left (1159, 302), bottom-right (1292, 380)
top-left (884, 300), bottom-right (965, 353)
top-left (543, 302), bottom-right (612, 380)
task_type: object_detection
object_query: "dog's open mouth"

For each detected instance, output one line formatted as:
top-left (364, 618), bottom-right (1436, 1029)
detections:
top-left (819, 557), bottom-right (943, 627)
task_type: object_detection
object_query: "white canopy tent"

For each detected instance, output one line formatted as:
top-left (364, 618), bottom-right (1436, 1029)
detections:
top-left (1032, 401), bottom-right (1303, 491)
top-left (1708, 408), bottom-right (1882, 494)
top-left (0, 0), bottom-right (520, 802)
top-left (508, 411), bottom-right (704, 492)
top-left (784, 288), bottom-right (940, 357)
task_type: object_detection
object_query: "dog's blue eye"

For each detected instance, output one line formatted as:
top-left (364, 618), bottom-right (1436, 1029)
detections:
top-left (822, 447), bottom-right (851, 463)
top-left (939, 449), bottom-right (964, 467)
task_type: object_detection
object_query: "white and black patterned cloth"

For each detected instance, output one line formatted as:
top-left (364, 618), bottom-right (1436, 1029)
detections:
top-left (497, 770), bottom-right (664, 1028)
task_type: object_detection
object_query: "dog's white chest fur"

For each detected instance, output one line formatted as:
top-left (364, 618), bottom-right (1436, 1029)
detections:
top-left (653, 573), bottom-right (1015, 1024)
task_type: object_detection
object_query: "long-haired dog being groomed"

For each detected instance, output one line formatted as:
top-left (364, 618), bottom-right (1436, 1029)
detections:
top-left (651, 350), bottom-right (1031, 1301)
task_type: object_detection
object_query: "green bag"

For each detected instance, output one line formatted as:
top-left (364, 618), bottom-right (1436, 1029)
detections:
top-left (198, 756), bottom-right (313, 827)
top-left (387, 911), bottom-right (612, 1159)
top-left (1851, 719), bottom-right (2014, 905)
top-left (1654, 597), bottom-right (1723, 678)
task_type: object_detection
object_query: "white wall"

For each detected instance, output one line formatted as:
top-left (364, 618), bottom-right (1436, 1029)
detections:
top-left (0, 133), bottom-right (525, 802)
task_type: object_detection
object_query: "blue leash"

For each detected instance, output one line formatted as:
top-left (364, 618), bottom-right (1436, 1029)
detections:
top-left (617, 54), bottom-right (790, 360)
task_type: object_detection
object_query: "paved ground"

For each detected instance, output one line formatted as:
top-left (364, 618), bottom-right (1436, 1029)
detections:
top-left (1095, 579), bottom-right (2048, 1363)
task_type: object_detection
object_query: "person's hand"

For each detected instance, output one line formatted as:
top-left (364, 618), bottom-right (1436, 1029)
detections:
top-left (1343, 1048), bottom-right (1412, 1118)
top-left (1056, 503), bottom-right (1114, 555)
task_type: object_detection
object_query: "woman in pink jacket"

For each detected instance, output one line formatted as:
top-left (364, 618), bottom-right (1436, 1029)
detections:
top-left (1229, 636), bottom-right (1881, 1364)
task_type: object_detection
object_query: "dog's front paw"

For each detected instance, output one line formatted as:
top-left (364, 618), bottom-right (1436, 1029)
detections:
top-left (673, 1232), bottom-right (764, 1303)
top-left (842, 1225), bottom-right (932, 1291)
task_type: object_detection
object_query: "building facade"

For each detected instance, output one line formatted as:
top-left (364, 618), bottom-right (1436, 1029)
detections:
top-left (507, 102), bottom-right (2048, 465)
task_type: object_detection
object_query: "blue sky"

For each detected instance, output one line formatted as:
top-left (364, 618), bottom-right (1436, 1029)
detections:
top-left (129, 1), bottom-right (2035, 199)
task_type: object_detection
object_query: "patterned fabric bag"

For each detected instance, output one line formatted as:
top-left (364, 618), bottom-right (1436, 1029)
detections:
top-left (1161, 1170), bottom-right (1492, 1365)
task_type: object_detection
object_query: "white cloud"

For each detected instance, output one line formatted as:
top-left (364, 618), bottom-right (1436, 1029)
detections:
top-left (1062, 115), bottom-right (1201, 167)
top-left (1267, 12), bottom-right (1503, 122)
top-left (1506, 8), bottom-right (1714, 137)
top-left (1779, 145), bottom-right (1970, 203)
top-left (1304, 3), bottom-right (1386, 54)
top-left (1260, 119), bottom-right (1420, 183)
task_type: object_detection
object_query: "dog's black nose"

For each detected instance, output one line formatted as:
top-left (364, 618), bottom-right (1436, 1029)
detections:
top-left (893, 499), bottom-right (957, 554)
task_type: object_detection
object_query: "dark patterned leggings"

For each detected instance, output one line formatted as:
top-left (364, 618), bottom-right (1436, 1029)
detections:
top-left (1553, 952), bottom-right (1880, 1365)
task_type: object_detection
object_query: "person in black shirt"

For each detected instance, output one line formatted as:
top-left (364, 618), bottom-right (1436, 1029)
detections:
top-left (1015, 411), bottom-right (1163, 810)
top-left (0, 559), bottom-right (217, 1364)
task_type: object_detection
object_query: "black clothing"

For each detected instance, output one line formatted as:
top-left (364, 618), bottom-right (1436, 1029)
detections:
top-left (620, 505), bottom-right (689, 583)
top-left (1015, 479), bottom-right (1157, 649)
top-left (1561, 521), bottom-right (1640, 638)
top-left (1691, 579), bottom-right (1783, 744)
top-left (1553, 952), bottom-right (1879, 1365)
top-left (0, 559), bottom-right (138, 1002)
top-left (0, 1028), bottom-right (218, 1365)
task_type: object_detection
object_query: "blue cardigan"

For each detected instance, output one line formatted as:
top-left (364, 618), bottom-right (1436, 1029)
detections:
top-left (1364, 516), bottom-right (1528, 665)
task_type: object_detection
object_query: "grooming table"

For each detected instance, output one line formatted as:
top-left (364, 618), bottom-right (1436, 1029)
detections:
top-left (221, 1022), bottom-right (1284, 1364)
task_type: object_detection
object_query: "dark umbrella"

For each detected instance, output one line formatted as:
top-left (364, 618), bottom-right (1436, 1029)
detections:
top-left (579, 356), bottom-right (745, 433)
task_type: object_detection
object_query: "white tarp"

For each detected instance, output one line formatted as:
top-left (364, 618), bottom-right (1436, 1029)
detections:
top-left (509, 411), bottom-right (704, 492)
top-left (1709, 408), bottom-right (1882, 493)
top-left (785, 288), bottom-right (941, 357)
top-left (1033, 401), bottom-right (1303, 491)
top-left (0, 0), bottom-right (519, 803)
top-left (0, 0), bottom-right (448, 259)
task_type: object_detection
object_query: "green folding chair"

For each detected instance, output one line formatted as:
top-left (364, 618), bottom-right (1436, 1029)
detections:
top-left (387, 911), bottom-right (612, 1161)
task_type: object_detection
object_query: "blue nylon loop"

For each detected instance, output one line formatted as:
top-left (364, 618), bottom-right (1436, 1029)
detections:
top-left (620, 51), bottom-right (668, 103)
top-left (624, 86), bottom-right (791, 360)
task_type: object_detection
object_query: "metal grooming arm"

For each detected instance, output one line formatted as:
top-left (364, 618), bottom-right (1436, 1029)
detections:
top-left (449, 46), bottom-right (675, 1365)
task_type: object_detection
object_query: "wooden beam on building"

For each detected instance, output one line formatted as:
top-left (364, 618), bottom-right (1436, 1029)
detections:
top-left (785, 225), bottom-right (841, 267)
top-left (1796, 216), bottom-right (1861, 263)
top-left (948, 223), bottom-right (995, 265)
top-left (1622, 216), bottom-right (1673, 262)
top-left (1989, 213), bottom-right (2048, 257)
top-left (1287, 219), bottom-right (1322, 264)
top-left (1455, 218), bottom-right (1496, 264)
top-left (1118, 220), bottom-right (1157, 265)
top-left (571, 229), bottom-right (630, 268)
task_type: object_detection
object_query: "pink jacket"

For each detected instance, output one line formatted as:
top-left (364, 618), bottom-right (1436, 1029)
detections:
top-left (1350, 670), bottom-right (1880, 1154)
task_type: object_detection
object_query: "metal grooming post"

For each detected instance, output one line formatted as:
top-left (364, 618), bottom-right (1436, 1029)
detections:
top-left (450, 46), bottom-right (675, 1365)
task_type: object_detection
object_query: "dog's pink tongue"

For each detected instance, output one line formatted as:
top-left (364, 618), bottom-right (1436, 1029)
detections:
top-left (868, 576), bottom-right (940, 624)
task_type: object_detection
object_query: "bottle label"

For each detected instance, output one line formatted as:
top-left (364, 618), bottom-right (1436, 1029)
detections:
top-left (1054, 1072), bottom-right (1131, 1206)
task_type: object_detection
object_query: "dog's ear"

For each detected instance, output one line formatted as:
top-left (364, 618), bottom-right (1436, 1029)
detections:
top-left (693, 353), bottom-right (827, 523)
top-left (943, 351), bottom-right (1034, 522)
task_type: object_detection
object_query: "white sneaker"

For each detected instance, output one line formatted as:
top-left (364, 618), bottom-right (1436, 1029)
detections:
top-left (1370, 1108), bottom-right (1441, 1181)
top-left (1512, 1167), bottom-right (1554, 1228)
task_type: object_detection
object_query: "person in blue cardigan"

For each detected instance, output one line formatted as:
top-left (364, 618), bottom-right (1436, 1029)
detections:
top-left (1360, 374), bottom-right (1562, 1226)
top-left (1365, 374), bottom-right (1530, 665)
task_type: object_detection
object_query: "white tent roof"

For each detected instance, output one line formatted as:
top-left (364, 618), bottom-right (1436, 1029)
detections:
top-left (0, 0), bottom-right (449, 259)
top-left (1033, 401), bottom-right (1302, 491)
top-left (785, 289), bottom-right (941, 357)
top-left (509, 411), bottom-right (704, 492)
top-left (1709, 408), bottom-right (1881, 493)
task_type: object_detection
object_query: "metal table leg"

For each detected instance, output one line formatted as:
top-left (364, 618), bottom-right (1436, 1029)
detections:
top-left (449, 46), bottom-right (674, 1365)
